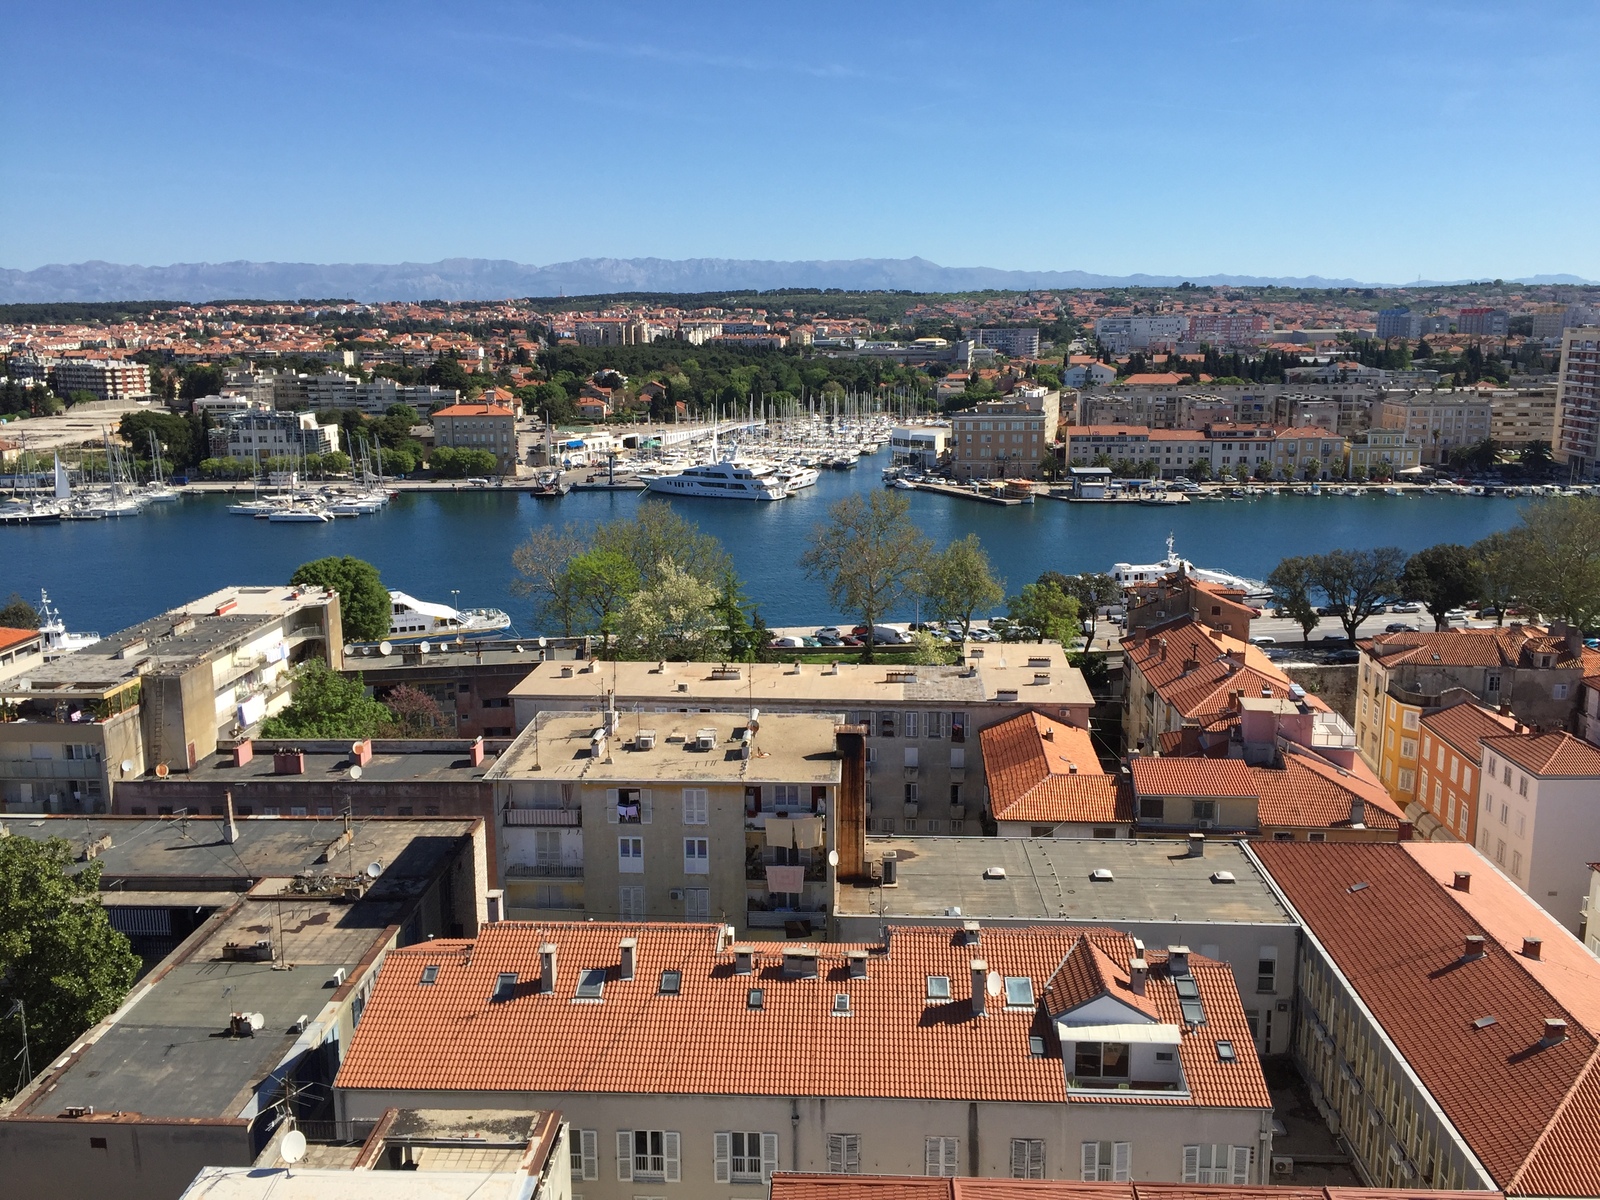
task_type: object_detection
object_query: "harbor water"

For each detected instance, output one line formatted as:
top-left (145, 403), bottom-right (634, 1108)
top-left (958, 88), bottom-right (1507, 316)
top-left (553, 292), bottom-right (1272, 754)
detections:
top-left (3, 455), bottom-right (1532, 634)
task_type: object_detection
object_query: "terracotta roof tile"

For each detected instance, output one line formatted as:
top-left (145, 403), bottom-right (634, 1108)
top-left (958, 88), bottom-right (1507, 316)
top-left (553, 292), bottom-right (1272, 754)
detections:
top-left (1420, 702), bottom-right (1519, 758)
top-left (1131, 758), bottom-right (1258, 799)
top-left (0, 627), bottom-right (39, 653)
top-left (1483, 731), bottom-right (1600, 778)
top-left (980, 713), bottom-right (1130, 824)
top-left (1251, 755), bottom-right (1403, 830)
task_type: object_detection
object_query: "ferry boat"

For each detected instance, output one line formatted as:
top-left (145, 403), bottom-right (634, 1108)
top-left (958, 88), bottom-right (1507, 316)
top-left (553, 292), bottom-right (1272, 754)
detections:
top-left (1110, 535), bottom-right (1270, 599)
top-left (384, 591), bottom-right (513, 641)
top-left (643, 459), bottom-right (788, 501)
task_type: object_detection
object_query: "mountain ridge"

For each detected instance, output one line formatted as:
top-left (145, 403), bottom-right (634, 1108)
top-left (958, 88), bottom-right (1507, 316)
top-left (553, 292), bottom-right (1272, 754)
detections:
top-left (0, 256), bottom-right (1592, 303)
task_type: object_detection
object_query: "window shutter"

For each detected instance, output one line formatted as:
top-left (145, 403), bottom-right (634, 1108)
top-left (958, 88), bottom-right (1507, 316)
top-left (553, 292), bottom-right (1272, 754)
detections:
top-left (641, 790), bottom-right (654, 824)
top-left (664, 1131), bottom-right (680, 1183)
top-left (606, 789), bottom-right (619, 824)
top-left (926, 1138), bottom-right (941, 1176)
top-left (762, 1132), bottom-right (779, 1181)
top-left (616, 1131), bottom-right (633, 1181)
top-left (581, 1129), bottom-right (598, 1180)
top-left (714, 1132), bottom-right (731, 1184)
top-left (1113, 1141), bottom-right (1131, 1182)
top-left (943, 1138), bottom-right (958, 1175)
top-left (1230, 1145), bottom-right (1251, 1184)
top-left (845, 1135), bottom-right (859, 1174)
top-left (828, 1135), bottom-right (843, 1175)
top-left (1014, 1140), bottom-right (1030, 1179)
top-left (1182, 1145), bottom-right (1200, 1184)
top-left (1030, 1141), bottom-right (1046, 1179)
top-left (1081, 1141), bottom-right (1099, 1182)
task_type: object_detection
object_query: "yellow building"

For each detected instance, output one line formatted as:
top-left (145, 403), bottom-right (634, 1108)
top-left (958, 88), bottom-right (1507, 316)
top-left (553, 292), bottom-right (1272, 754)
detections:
top-left (1348, 428), bottom-right (1421, 476)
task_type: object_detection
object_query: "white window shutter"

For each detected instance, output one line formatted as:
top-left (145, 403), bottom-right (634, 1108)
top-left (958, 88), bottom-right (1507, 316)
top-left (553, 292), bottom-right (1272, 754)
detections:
top-left (1230, 1145), bottom-right (1251, 1184)
top-left (926, 1138), bottom-right (940, 1176)
top-left (581, 1129), bottom-right (598, 1180)
top-left (1014, 1140), bottom-right (1030, 1179)
top-left (762, 1132), bottom-right (779, 1180)
top-left (845, 1135), bottom-right (859, 1173)
top-left (828, 1135), bottom-right (843, 1174)
top-left (713, 1132), bottom-right (731, 1183)
top-left (1182, 1145), bottom-right (1200, 1184)
top-left (1081, 1141), bottom-right (1099, 1181)
top-left (1113, 1141), bottom-right (1131, 1182)
top-left (617, 1131), bottom-right (632, 1181)
top-left (664, 1131), bottom-right (680, 1183)
top-left (641, 790), bottom-right (654, 823)
top-left (943, 1138), bottom-right (958, 1175)
top-left (606, 789), bottom-right (619, 824)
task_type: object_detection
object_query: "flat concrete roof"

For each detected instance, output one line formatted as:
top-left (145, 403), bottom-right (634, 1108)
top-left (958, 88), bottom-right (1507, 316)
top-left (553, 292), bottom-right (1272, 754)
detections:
top-left (186, 747), bottom-right (494, 786)
top-left (181, 1167), bottom-right (524, 1199)
top-left (487, 710), bottom-right (843, 785)
top-left (507, 646), bottom-right (1092, 708)
top-left (837, 835), bottom-right (1294, 926)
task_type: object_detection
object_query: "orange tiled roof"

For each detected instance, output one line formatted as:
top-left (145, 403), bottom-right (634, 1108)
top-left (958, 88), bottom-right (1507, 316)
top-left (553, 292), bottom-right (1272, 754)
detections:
top-left (1421, 701), bottom-right (1519, 759)
top-left (0, 627), bottom-right (40, 653)
top-left (1251, 754), bottom-right (1402, 830)
top-left (334, 922), bottom-right (1270, 1111)
top-left (980, 713), bottom-right (1131, 824)
top-left (1482, 731), bottom-right (1600, 778)
top-left (431, 403), bottom-right (514, 418)
top-left (1131, 758), bottom-right (1258, 798)
top-left (1364, 625), bottom-right (1589, 671)
top-left (1041, 934), bottom-right (1163, 1022)
top-left (1253, 842), bottom-right (1600, 1193)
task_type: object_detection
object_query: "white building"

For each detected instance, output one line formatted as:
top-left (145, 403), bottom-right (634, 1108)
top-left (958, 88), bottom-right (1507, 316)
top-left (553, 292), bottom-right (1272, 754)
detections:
top-left (889, 424), bottom-right (948, 469)
top-left (1093, 316), bottom-right (1187, 354)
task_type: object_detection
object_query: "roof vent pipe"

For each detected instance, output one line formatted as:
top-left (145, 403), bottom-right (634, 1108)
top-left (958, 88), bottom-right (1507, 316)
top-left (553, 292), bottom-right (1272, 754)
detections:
top-left (1522, 937), bottom-right (1543, 961)
top-left (619, 937), bottom-right (636, 981)
top-left (1463, 934), bottom-right (1486, 961)
top-left (970, 959), bottom-right (988, 1017)
top-left (539, 943), bottom-right (558, 992)
top-left (1453, 871), bottom-right (1472, 892)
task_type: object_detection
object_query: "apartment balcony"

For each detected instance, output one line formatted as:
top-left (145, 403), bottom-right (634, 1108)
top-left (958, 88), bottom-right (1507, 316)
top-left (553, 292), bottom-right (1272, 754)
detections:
top-left (744, 857), bottom-right (827, 882)
top-left (0, 759), bottom-right (101, 781)
top-left (505, 862), bottom-right (584, 879)
top-left (504, 807), bottom-right (581, 827)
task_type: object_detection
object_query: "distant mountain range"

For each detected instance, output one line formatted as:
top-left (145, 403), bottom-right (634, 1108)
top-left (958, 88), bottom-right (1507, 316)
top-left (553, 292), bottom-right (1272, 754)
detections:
top-left (0, 257), bottom-right (1593, 303)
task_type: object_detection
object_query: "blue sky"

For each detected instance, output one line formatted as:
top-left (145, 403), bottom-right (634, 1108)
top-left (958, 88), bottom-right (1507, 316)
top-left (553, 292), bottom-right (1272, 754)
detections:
top-left (2, 1), bottom-right (1597, 280)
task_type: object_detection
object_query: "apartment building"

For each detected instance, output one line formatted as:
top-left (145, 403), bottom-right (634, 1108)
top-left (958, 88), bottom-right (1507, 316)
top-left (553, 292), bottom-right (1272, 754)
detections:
top-left (1062, 362), bottom-right (1117, 389)
top-left (889, 424), bottom-right (948, 470)
top-left (18, 356), bottom-right (154, 401)
top-left (212, 409), bottom-right (341, 463)
top-left (981, 711), bottom-right (1129, 838)
top-left (950, 394), bottom-right (1059, 481)
top-left (1555, 326), bottom-right (1600, 477)
top-left (303, 373), bottom-right (459, 415)
top-left (431, 401), bottom-right (517, 473)
top-left (1456, 307), bottom-right (1510, 338)
top-left (1065, 425), bottom-right (1152, 463)
top-left (974, 327), bottom-right (1042, 358)
top-left (1354, 626), bottom-right (1596, 789)
top-left (1474, 731), bottom-right (1600, 932)
top-left (506, 651), bottom-right (1093, 839)
top-left (1409, 700), bottom-right (1516, 842)
top-left (1125, 574), bottom-right (1256, 641)
top-left (1080, 385), bottom-right (1374, 434)
top-left (1094, 315), bottom-right (1188, 354)
top-left (1251, 839), bottom-right (1600, 1196)
top-left (0, 586), bottom-right (341, 813)
top-left (1268, 428), bottom-right (1349, 479)
top-left (333, 921), bottom-right (1273, 1192)
top-left (1375, 393), bottom-right (1491, 465)
top-left (1376, 307), bottom-right (1423, 340)
top-left (1488, 387), bottom-right (1561, 449)
top-left (1186, 312), bottom-right (1265, 347)
top-left (1347, 428), bottom-right (1419, 475)
top-left (485, 710), bottom-right (857, 932)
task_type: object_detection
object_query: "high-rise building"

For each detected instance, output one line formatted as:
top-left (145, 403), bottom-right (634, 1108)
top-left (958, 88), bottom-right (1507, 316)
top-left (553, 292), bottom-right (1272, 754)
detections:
top-left (974, 328), bottom-right (1041, 358)
top-left (1456, 307), bottom-right (1510, 338)
top-left (1556, 325), bottom-right (1600, 476)
top-left (1375, 306), bottom-right (1422, 340)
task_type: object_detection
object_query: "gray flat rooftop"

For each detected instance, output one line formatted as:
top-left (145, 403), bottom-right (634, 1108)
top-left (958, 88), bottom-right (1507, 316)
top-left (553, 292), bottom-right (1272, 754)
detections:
top-left (187, 747), bottom-right (494, 786)
top-left (837, 835), bottom-right (1294, 926)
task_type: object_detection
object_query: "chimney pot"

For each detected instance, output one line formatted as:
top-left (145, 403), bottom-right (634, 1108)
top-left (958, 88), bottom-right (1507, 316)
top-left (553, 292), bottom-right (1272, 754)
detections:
top-left (539, 943), bottom-right (558, 992)
top-left (1544, 1017), bottom-right (1569, 1043)
top-left (1522, 937), bottom-right (1543, 961)
top-left (1129, 957), bottom-right (1148, 995)
top-left (485, 889), bottom-right (504, 924)
top-left (619, 937), bottom-right (636, 981)
top-left (962, 919), bottom-right (981, 946)
top-left (1463, 934), bottom-right (1486, 960)
top-left (1188, 832), bottom-right (1205, 857)
top-left (1453, 871), bottom-right (1472, 892)
top-left (1167, 945), bottom-right (1190, 974)
top-left (970, 959), bottom-right (988, 1016)
top-left (733, 944), bottom-right (754, 975)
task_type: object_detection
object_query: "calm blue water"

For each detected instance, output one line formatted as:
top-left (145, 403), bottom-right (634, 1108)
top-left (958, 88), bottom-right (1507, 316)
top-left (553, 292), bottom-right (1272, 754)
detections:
top-left (2, 454), bottom-right (1531, 634)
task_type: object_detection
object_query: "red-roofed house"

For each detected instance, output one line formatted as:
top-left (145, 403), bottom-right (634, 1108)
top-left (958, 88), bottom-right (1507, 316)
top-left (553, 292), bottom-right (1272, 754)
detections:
top-left (980, 712), bottom-right (1131, 837)
top-left (333, 923), bottom-right (1272, 1190)
top-left (1413, 700), bottom-right (1518, 842)
top-left (431, 402), bottom-right (517, 473)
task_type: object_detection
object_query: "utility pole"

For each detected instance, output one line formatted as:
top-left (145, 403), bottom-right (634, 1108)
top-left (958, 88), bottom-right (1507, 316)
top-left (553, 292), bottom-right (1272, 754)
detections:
top-left (9, 999), bottom-right (31, 1093)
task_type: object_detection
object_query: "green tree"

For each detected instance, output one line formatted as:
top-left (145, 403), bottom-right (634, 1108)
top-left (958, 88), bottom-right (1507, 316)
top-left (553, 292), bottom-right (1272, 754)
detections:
top-left (118, 410), bottom-right (195, 470)
top-left (799, 491), bottom-right (930, 661)
top-left (0, 836), bottom-right (140, 1093)
top-left (906, 629), bottom-right (957, 665)
top-left (260, 662), bottom-right (393, 738)
top-left (592, 501), bottom-right (732, 590)
top-left (1519, 440), bottom-right (1554, 472)
top-left (921, 534), bottom-right (1005, 639)
top-left (1040, 571), bottom-right (1120, 643)
top-left (178, 364), bottom-right (226, 401)
top-left (1311, 547), bottom-right (1409, 643)
top-left (290, 556), bottom-right (391, 642)
top-left (1511, 497), bottom-right (1600, 631)
top-left (567, 549), bottom-right (642, 645)
top-left (510, 524), bottom-right (587, 637)
top-left (1006, 580), bottom-right (1082, 644)
top-left (1267, 555), bottom-right (1320, 644)
top-left (613, 561), bottom-right (723, 661)
top-left (710, 571), bottom-right (763, 662)
top-left (1400, 544), bottom-right (1484, 631)
top-left (378, 684), bottom-right (450, 737)
top-left (0, 593), bottom-right (40, 629)
top-left (1472, 529), bottom-right (1522, 626)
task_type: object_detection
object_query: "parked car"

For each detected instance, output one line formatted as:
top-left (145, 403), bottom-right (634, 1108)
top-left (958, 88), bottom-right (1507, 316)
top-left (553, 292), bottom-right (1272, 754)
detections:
top-left (1475, 607), bottom-right (1500, 618)
top-left (838, 635), bottom-right (863, 647)
top-left (969, 628), bottom-right (998, 642)
top-left (870, 624), bottom-right (913, 645)
top-left (1249, 635), bottom-right (1276, 646)
top-left (1391, 601), bottom-right (1421, 613)
top-left (815, 627), bottom-right (843, 639)
top-left (1445, 607), bottom-right (1470, 621)
top-left (1316, 603), bottom-right (1348, 617)
top-left (1385, 622), bottom-right (1416, 633)
top-left (768, 636), bottom-right (805, 649)
top-left (815, 633), bottom-right (843, 647)
top-left (850, 625), bottom-right (872, 639)
top-left (1327, 649), bottom-right (1361, 664)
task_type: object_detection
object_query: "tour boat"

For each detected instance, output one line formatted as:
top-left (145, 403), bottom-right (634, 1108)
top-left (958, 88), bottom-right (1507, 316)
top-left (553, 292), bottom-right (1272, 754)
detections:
top-left (1110, 535), bottom-right (1270, 599)
top-left (643, 459), bottom-right (789, 501)
top-left (384, 591), bottom-right (513, 641)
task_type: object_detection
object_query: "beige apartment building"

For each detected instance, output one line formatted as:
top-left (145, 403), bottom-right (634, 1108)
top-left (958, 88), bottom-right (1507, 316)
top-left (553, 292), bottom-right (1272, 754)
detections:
top-left (334, 921), bottom-right (1274, 1194)
top-left (1556, 325), bottom-right (1600, 476)
top-left (486, 710), bottom-right (860, 933)
top-left (507, 649), bottom-right (1092, 838)
top-left (1347, 428), bottom-right (1420, 475)
top-left (0, 586), bottom-right (341, 813)
top-left (950, 391), bottom-right (1060, 480)
top-left (1487, 387), bottom-right (1560, 448)
top-left (431, 401), bottom-right (518, 473)
top-left (1375, 392), bottom-right (1491, 465)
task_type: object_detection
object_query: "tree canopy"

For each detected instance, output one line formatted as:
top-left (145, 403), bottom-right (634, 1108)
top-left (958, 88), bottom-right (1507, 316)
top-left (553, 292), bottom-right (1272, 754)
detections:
top-left (1400, 544), bottom-right (1483, 631)
top-left (0, 592), bottom-right (40, 630)
top-left (260, 662), bottom-right (393, 739)
top-left (921, 534), bottom-right (1005, 639)
top-left (1039, 571), bottom-right (1119, 643)
top-left (290, 556), bottom-right (391, 642)
top-left (1006, 580), bottom-right (1083, 644)
top-left (799, 492), bottom-right (931, 660)
top-left (1310, 547), bottom-right (1409, 643)
top-left (1509, 496), bottom-right (1600, 632)
top-left (1266, 556), bottom-right (1320, 643)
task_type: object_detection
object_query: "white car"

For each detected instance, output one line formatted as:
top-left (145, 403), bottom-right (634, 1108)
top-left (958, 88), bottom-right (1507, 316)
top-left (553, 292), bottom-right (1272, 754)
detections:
top-left (768, 635), bottom-right (805, 649)
top-left (1391, 601), bottom-right (1422, 613)
top-left (814, 627), bottom-right (843, 639)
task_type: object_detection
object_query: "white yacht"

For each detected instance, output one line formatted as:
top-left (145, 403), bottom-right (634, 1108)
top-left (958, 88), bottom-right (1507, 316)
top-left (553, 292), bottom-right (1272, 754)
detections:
top-left (775, 464), bottom-right (820, 491)
top-left (1110, 535), bottom-right (1270, 599)
top-left (38, 591), bottom-right (100, 657)
top-left (643, 459), bottom-right (789, 501)
top-left (385, 591), bottom-right (512, 641)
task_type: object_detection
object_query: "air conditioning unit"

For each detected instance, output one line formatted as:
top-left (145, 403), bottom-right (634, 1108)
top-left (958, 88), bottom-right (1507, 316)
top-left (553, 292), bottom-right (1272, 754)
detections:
top-left (1271, 1156), bottom-right (1294, 1178)
top-left (1196, 819), bottom-right (1216, 829)
top-left (669, 889), bottom-right (684, 901)
top-left (694, 729), bottom-right (718, 751)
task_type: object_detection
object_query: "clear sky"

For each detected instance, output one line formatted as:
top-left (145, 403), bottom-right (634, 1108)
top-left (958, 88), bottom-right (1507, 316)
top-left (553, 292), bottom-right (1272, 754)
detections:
top-left (3, 1), bottom-right (1597, 281)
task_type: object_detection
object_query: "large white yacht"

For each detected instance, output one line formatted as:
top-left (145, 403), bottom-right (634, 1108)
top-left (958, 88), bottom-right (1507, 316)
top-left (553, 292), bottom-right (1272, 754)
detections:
top-left (384, 591), bottom-right (513, 641)
top-left (1110, 535), bottom-right (1270, 599)
top-left (643, 459), bottom-right (789, 500)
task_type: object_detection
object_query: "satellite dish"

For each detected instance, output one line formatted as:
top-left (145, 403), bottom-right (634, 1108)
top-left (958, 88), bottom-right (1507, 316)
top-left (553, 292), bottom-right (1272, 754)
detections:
top-left (419, 641), bottom-right (431, 654)
top-left (986, 971), bottom-right (1003, 997)
top-left (348, 765), bottom-right (363, 781)
top-left (537, 636), bottom-right (547, 649)
top-left (120, 759), bottom-right (134, 775)
top-left (155, 762), bottom-right (170, 778)
top-left (248, 1011), bottom-right (266, 1031)
top-left (378, 641), bottom-right (393, 656)
top-left (827, 849), bottom-right (840, 867)
top-left (280, 1129), bottom-right (307, 1165)
top-left (366, 861), bottom-right (383, 878)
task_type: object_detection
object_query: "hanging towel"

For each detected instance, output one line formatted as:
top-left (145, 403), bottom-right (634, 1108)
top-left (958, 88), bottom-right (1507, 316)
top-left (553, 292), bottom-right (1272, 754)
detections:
top-left (765, 817), bottom-right (796, 848)
top-left (765, 865), bottom-right (806, 894)
top-left (790, 816), bottom-right (824, 849)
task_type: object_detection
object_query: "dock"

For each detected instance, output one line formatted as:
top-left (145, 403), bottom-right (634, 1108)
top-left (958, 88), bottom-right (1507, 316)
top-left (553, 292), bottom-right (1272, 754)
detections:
top-left (909, 481), bottom-right (1023, 506)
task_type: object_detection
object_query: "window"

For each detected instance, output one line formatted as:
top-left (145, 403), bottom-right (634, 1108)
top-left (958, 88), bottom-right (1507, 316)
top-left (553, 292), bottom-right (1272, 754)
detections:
top-left (612, 787), bottom-right (645, 824)
top-left (1004, 977), bottom-right (1035, 1008)
top-left (619, 886), bottom-right (644, 920)
top-left (773, 783), bottom-right (801, 809)
top-left (571, 1130), bottom-right (599, 1180)
top-left (1504, 765), bottom-right (1512, 786)
top-left (715, 1131), bottom-right (777, 1184)
top-left (574, 968), bottom-right (605, 1001)
top-left (1500, 802), bottom-right (1509, 825)
top-left (904, 782), bottom-right (919, 804)
top-left (1143, 796), bottom-right (1166, 820)
top-left (1554, 683), bottom-right (1570, 700)
top-left (1074, 1041), bottom-right (1130, 1078)
top-left (1511, 850), bottom-right (1523, 877)
top-left (618, 1130), bottom-right (679, 1183)
top-left (1519, 775), bottom-right (1529, 797)
top-left (684, 887), bottom-right (709, 917)
top-left (878, 712), bottom-right (897, 738)
top-left (1080, 1140), bottom-right (1130, 1182)
top-left (1257, 948), bottom-right (1278, 993)
top-left (747, 987), bottom-right (764, 1009)
top-left (1216, 1040), bottom-right (1237, 1061)
top-left (491, 972), bottom-right (518, 1002)
top-left (1192, 799), bottom-right (1217, 823)
top-left (950, 712), bottom-right (967, 742)
top-left (683, 837), bottom-right (709, 874)
top-left (827, 1133), bottom-right (861, 1174)
top-left (904, 711), bottom-right (921, 739)
top-left (926, 975), bottom-right (951, 1001)
top-left (1402, 710), bottom-right (1419, 730)
top-left (658, 970), bottom-right (681, 995)
top-left (1398, 769), bottom-right (1415, 793)
top-left (419, 964), bottom-right (439, 985)
top-left (1011, 1138), bottom-right (1046, 1179)
top-left (925, 1137), bottom-right (959, 1177)
top-left (1496, 839), bottom-right (1506, 865)
top-left (1183, 1145), bottom-right (1250, 1184)
top-left (1400, 738), bottom-right (1417, 759)
top-left (618, 837), bottom-right (644, 872)
top-left (683, 788), bottom-right (708, 824)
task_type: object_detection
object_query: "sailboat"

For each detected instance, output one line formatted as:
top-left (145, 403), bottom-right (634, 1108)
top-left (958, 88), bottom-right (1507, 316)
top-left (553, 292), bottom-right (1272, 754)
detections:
top-left (143, 432), bottom-right (180, 502)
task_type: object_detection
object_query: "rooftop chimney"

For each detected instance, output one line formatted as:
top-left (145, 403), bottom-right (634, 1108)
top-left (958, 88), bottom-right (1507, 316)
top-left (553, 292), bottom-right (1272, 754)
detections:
top-left (1543, 1017), bottom-right (1569, 1045)
top-left (962, 919), bottom-right (981, 947)
top-left (539, 943), bottom-right (558, 992)
top-left (1188, 832), bottom-right (1206, 858)
top-left (1129, 957), bottom-right (1148, 996)
top-left (1167, 945), bottom-right (1190, 974)
top-left (1349, 796), bottom-right (1366, 826)
top-left (733, 944), bottom-right (755, 975)
top-left (485, 889), bottom-right (504, 924)
top-left (1159, 638), bottom-right (1168, 663)
top-left (1463, 935), bottom-right (1486, 961)
top-left (1522, 937), bottom-right (1543, 960)
top-left (1398, 821), bottom-right (1414, 842)
top-left (619, 937), bottom-right (636, 981)
top-left (1453, 871), bottom-right (1472, 892)
top-left (845, 949), bottom-right (869, 979)
top-left (222, 789), bottom-right (238, 846)
top-left (971, 959), bottom-right (988, 1016)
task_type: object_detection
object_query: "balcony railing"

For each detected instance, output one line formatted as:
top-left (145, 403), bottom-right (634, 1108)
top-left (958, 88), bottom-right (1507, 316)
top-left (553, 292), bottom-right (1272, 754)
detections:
top-left (0, 759), bottom-right (101, 780)
top-left (505, 862), bottom-right (584, 878)
top-left (504, 807), bottom-right (581, 826)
